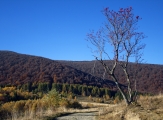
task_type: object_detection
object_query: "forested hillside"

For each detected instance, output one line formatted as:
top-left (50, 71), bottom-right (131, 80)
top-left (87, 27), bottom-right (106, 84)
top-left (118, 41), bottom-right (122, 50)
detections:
top-left (60, 60), bottom-right (163, 94)
top-left (0, 51), bottom-right (117, 89)
top-left (0, 51), bottom-right (163, 94)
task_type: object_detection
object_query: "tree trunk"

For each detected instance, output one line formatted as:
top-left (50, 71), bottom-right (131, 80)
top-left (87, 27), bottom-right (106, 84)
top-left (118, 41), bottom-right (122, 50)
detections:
top-left (111, 75), bottom-right (130, 106)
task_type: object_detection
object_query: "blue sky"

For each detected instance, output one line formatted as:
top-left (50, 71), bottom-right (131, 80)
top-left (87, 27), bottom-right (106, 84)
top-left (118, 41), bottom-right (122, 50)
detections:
top-left (0, 0), bottom-right (163, 65)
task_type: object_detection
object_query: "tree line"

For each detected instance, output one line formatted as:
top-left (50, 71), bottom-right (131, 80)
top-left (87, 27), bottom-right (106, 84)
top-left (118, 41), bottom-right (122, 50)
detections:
top-left (0, 82), bottom-right (117, 103)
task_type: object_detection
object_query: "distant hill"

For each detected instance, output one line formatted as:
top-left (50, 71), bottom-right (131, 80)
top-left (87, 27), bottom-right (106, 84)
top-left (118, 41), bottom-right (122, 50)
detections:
top-left (0, 51), bottom-right (117, 90)
top-left (0, 50), bottom-right (163, 94)
top-left (59, 60), bottom-right (163, 94)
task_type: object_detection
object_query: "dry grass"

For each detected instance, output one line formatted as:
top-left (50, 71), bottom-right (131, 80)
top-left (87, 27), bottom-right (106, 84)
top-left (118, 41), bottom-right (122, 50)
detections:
top-left (0, 101), bottom-right (101, 120)
top-left (3, 95), bottom-right (163, 120)
top-left (98, 94), bottom-right (163, 120)
top-left (98, 101), bottom-right (126, 120)
top-left (134, 94), bottom-right (163, 120)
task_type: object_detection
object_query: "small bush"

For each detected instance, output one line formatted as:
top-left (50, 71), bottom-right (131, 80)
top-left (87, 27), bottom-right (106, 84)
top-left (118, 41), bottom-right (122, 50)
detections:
top-left (66, 101), bottom-right (82, 109)
top-left (114, 96), bottom-right (120, 104)
top-left (59, 98), bottom-right (69, 107)
top-left (42, 89), bottom-right (61, 109)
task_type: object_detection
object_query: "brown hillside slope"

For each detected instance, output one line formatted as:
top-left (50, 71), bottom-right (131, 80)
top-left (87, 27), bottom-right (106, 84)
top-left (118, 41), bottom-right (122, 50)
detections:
top-left (1, 51), bottom-right (163, 94)
top-left (59, 60), bottom-right (163, 94)
top-left (0, 51), bottom-right (117, 89)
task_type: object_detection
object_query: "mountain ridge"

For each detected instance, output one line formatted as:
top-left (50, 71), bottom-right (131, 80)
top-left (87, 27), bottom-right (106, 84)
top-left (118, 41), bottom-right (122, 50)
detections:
top-left (59, 60), bottom-right (163, 94)
top-left (0, 51), bottom-right (118, 90)
top-left (0, 50), bottom-right (163, 94)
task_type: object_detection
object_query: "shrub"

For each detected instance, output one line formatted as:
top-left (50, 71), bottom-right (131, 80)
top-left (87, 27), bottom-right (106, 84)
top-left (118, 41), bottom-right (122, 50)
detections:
top-left (114, 96), bottom-right (120, 104)
top-left (66, 101), bottom-right (82, 109)
top-left (42, 89), bottom-right (61, 109)
top-left (13, 100), bottom-right (26, 113)
top-left (59, 98), bottom-right (69, 107)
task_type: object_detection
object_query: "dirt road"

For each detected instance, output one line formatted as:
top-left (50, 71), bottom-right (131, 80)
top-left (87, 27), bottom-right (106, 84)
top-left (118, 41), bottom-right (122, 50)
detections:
top-left (56, 111), bottom-right (98, 120)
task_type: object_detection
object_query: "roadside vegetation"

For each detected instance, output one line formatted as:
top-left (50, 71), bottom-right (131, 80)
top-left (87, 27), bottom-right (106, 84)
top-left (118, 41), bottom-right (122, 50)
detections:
top-left (98, 94), bottom-right (163, 120)
top-left (0, 83), bottom-right (162, 120)
top-left (0, 82), bottom-right (118, 120)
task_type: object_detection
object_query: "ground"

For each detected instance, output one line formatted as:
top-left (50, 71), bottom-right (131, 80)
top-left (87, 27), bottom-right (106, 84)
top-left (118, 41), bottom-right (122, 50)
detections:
top-left (55, 95), bottom-right (163, 120)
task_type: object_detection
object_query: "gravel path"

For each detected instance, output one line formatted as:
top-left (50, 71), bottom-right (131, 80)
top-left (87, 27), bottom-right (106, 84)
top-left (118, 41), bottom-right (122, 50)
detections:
top-left (56, 111), bottom-right (98, 120)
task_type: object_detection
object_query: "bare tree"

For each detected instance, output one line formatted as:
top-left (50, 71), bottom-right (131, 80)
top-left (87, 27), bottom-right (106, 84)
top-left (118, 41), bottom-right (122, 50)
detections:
top-left (87, 7), bottom-right (146, 106)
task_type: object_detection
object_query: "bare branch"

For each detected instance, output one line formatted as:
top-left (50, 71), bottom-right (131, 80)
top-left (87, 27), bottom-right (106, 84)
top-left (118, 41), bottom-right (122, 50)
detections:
top-left (87, 7), bottom-right (146, 106)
